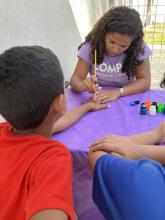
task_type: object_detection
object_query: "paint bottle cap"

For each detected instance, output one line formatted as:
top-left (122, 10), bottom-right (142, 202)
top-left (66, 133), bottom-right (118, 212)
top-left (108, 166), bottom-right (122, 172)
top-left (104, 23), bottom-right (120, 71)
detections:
top-left (145, 100), bottom-right (151, 105)
top-left (152, 102), bottom-right (157, 106)
top-left (141, 103), bottom-right (145, 107)
top-left (130, 101), bottom-right (140, 106)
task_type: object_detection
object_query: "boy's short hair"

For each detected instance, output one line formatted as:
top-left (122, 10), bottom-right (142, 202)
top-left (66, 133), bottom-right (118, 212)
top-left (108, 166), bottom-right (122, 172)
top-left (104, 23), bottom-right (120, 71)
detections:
top-left (0, 46), bottom-right (64, 130)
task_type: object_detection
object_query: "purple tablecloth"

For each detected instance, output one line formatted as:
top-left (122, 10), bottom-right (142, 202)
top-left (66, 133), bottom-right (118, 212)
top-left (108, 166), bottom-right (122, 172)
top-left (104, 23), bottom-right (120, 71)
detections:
top-left (52, 87), bottom-right (165, 220)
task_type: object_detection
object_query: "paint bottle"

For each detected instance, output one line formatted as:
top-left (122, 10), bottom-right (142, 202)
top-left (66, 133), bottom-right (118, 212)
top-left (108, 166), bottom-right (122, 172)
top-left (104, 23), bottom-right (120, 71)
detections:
top-left (149, 105), bottom-right (156, 115)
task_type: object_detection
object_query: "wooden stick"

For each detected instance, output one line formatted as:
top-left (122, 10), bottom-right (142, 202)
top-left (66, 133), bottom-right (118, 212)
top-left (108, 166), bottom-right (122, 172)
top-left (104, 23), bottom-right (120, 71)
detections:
top-left (94, 49), bottom-right (97, 100)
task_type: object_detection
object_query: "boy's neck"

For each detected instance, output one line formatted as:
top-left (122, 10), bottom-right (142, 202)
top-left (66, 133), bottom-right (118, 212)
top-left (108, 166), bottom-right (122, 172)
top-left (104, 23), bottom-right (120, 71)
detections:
top-left (12, 104), bottom-right (60, 138)
top-left (13, 127), bottom-right (52, 138)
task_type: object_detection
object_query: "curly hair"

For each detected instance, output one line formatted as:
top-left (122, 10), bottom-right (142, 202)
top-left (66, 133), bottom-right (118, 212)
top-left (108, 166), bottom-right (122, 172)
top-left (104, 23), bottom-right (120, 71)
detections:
top-left (79, 6), bottom-right (144, 79)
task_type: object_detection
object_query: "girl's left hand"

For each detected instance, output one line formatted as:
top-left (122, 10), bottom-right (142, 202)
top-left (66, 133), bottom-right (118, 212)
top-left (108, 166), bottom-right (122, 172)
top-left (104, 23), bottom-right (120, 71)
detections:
top-left (94, 89), bottom-right (121, 103)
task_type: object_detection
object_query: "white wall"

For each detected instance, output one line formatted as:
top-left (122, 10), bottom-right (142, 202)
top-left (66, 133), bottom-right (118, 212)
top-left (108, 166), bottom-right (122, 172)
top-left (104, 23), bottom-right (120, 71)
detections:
top-left (69, 0), bottom-right (114, 40)
top-left (0, 0), bottom-right (81, 80)
top-left (0, 0), bottom-right (82, 122)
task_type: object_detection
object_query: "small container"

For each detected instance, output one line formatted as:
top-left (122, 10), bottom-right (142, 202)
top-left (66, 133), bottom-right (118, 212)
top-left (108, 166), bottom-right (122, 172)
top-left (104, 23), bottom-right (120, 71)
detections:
top-left (163, 107), bottom-right (165, 114)
top-left (149, 105), bottom-right (156, 115)
top-left (152, 102), bottom-right (157, 111)
top-left (145, 100), bottom-right (151, 110)
top-left (157, 103), bottom-right (164, 113)
top-left (140, 106), bottom-right (147, 115)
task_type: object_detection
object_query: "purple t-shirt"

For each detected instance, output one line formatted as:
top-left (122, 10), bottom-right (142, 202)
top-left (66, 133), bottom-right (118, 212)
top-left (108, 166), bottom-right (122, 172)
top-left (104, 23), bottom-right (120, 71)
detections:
top-left (78, 42), bottom-right (152, 87)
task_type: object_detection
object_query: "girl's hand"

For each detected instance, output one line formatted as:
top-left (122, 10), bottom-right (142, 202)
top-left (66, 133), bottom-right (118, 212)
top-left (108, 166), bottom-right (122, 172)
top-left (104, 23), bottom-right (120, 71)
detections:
top-left (80, 75), bottom-right (98, 93)
top-left (95, 89), bottom-right (121, 103)
top-left (90, 135), bottom-right (142, 160)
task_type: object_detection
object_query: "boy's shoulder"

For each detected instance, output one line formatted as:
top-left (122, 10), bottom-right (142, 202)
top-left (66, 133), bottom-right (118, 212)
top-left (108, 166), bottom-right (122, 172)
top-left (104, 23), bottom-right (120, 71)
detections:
top-left (0, 125), bottom-right (74, 220)
top-left (0, 121), bottom-right (8, 129)
top-left (0, 122), bottom-right (72, 162)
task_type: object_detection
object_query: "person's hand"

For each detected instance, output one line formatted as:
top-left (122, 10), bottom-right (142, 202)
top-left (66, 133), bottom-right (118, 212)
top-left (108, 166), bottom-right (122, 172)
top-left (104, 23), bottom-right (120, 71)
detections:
top-left (94, 89), bottom-right (121, 103)
top-left (90, 135), bottom-right (142, 160)
top-left (86, 100), bottom-right (110, 111)
top-left (80, 75), bottom-right (98, 93)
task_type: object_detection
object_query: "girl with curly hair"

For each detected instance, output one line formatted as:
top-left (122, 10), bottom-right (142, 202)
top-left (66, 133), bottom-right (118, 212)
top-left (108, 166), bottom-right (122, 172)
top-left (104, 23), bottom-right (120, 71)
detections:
top-left (70, 6), bottom-right (152, 103)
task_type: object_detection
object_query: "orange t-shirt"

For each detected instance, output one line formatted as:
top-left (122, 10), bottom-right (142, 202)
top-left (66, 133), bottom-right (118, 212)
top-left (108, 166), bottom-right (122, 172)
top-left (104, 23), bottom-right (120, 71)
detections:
top-left (0, 122), bottom-right (75, 220)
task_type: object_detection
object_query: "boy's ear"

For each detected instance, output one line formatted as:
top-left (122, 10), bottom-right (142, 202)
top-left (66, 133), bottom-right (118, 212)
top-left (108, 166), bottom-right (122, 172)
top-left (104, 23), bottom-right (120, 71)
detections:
top-left (52, 94), bottom-right (66, 115)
